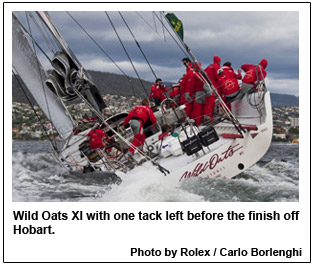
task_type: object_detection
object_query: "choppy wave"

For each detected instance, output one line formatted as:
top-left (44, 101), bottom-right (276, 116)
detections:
top-left (12, 142), bottom-right (299, 202)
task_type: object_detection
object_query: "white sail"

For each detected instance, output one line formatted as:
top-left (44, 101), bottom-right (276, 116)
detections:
top-left (36, 11), bottom-right (106, 112)
top-left (12, 14), bottom-right (73, 139)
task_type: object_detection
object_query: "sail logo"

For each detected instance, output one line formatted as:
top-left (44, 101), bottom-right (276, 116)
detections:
top-left (179, 144), bottom-right (243, 181)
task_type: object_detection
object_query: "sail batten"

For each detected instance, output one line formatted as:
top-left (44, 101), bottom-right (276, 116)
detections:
top-left (12, 14), bottom-right (74, 140)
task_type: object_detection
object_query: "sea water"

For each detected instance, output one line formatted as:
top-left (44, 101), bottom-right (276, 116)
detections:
top-left (11, 141), bottom-right (299, 202)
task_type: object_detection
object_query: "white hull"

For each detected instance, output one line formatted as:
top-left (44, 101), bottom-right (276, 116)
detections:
top-left (150, 92), bottom-right (272, 181)
top-left (59, 91), bottom-right (272, 182)
top-left (13, 11), bottom-right (273, 183)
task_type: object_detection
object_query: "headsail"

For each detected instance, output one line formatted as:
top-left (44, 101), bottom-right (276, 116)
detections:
top-left (12, 14), bottom-right (74, 139)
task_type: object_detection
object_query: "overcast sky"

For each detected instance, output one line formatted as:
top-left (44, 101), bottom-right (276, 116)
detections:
top-left (14, 9), bottom-right (299, 96)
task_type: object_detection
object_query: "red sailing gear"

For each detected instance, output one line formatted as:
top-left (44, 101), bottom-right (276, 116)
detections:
top-left (219, 65), bottom-right (242, 95)
top-left (201, 57), bottom-right (221, 121)
top-left (218, 65), bottom-right (242, 110)
top-left (241, 59), bottom-right (268, 86)
top-left (203, 94), bottom-right (216, 121)
top-left (169, 85), bottom-right (181, 105)
top-left (87, 129), bottom-right (107, 150)
top-left (186, 69), bottom-right (207, 125)
top-left (149, 82), bottom-right (168, 104)
top-left (124, 105), bottom-right (157, 126)
top-left (179, 64), bottom-right (194, 118)
top-left (204, 56), bottom-right (221, 92)
top-left (123, 105), bottom-right (157, 154)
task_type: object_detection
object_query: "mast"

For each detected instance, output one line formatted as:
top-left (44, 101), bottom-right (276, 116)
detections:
top-left (163, 12), bottom-right (246, 135)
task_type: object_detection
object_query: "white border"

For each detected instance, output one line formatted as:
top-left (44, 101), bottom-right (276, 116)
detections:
top-left (3, 2), bottom-right (310, 263)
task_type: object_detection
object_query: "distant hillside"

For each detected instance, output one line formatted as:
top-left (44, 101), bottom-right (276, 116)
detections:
top-left (12, 71), bottom-right (298, 107)
top-left (270, 93), bottom-right (299, 107)
top-left (12, 70), bottom-right (152, 104)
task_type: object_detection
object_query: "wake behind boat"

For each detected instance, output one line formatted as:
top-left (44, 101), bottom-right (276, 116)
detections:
top-left (12, 11), bottom-right (272, 183)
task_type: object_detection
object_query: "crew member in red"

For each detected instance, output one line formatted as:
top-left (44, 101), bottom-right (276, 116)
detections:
top-left (241, 59), bottom-right (268, 87)
top-left (179, 58), bottom-right (194, 118)
top-left (87, 127), bottom-right (108, 150)
top-left (202, 56), bottom-right (222, 121)
top-left (123, 98), bottom-right (157, 155)
top-left (169, 84), bottom-right (181, 105)
top-left (185, 62), bottom-right (207, 126)
top-left (204, 56), bottom-right (222, 91)
top-left (218, 61), bottom-right (242, 110)
top-left (149, 78), bottom-right (168, 106)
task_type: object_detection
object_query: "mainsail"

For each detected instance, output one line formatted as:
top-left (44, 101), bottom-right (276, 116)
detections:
top-left (12, 14), bottom-right (74, 139)
top-left (37, 11), bottom-right (107, 113)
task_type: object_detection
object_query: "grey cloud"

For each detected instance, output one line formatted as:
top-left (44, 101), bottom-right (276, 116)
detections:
top-left (15, 10), bottom-right (300, 95)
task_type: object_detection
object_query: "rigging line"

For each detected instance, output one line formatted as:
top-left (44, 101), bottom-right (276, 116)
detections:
top-left (152, 12), bottom-right (158, 34)
top-left (12, 68), bottom-right (57, 151)
top-left (160, 11), bottom-right (188, 54)
top-left (159, 11), bottom-right (245, 134)
top-left (160, 11), bottom-right (166, 42)
top-left (119, 11), bottom-right (158, 80)
top-left (73, 86), bottom-right (169, 174)
top-left (36, 12), bottom-right (60, 53)
top-left (135, 12), bottom-right (177, 52)
top-left (152, 11), bottom-right (189, 58)
top-left (105, 11), bottom-right (149, 97)
top-left (153, 11), bottom-right (188, 57)
top-left (13, 14), bottom-right (52, 65)
top-left (196, 69), bottom-right (246, 135)
top-left (66, 11), bottom-right (137, 98)
top-left (135, 11), bottom-right (162, 39)
top-left (25, 12), bottom-right (59, 146)
top-left (27, 12), bottom-right (57, 55)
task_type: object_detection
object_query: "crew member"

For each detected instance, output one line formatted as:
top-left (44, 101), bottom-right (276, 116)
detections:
top-left (241, 59), bottom-right (268, 93)
top-left (87, 127), bottom-right (108, 150)
top-left (204, 56), bottom-right (222, 92)
top-left (149, 78), bottom-right (168, 106)
top-left (179, 58), bottom-right (194, 118)
top-left (218, 61), bottom-right (242, 110)
top-left (169, 84), bottom-right (181, 105)
top-left (123, 98), bottom-right (157, 155)
top-left (186, 62), bottom-right (207, 126)
top-left (202, 56), bottom-right (222, 121)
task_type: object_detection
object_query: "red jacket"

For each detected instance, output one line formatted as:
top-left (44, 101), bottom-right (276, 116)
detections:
top-left (186, 69), bottom-right (205, 94)
top-left (169, 85), bottom-right (181, 104)
top-left (123, 105), bottom-right (157, 126)
top-left (149, 82), bottom-right (168, 101)
top-left (241, 59), bottom-right (268, 85)
top-left (179, 65), bottom-right (194, 103)
top-left (87, 129), bottom-right (107, 150)
top-left (219, 66), bottom-right (242, 95)
top-left (204, 63), bottom-right (221, 91)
